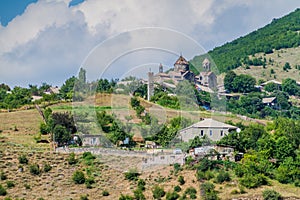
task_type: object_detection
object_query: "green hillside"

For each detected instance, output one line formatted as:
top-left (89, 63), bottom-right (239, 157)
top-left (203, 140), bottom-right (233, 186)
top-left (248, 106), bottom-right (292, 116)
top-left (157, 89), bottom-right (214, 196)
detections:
top-left (191, 8), bottom-right (300, 73)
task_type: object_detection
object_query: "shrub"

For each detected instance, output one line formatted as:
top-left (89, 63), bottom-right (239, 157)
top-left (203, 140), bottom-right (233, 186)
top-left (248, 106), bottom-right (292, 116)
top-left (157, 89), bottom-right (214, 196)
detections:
top-left (174, 185), bottom-right (181, 192)
top-left (215, 170), bottom-right (231, 183)
top-left (68, 152), bottom-right (77, 165)
top-left (178, 175), bottom-right (185, 185)
top-left (184, 187), bottom-right (197, 199)
top-left (85, 177), bottom-right (95, 189)
top-left (40, 123), bottom-right (49, 135)
top-left (6, 181), bottom-right (15, 188)
top-left (37, 198), bottom-right (44, 200)
top-left (119, 194), bottom-right (134, 200)
top-left (197, 170), bottom-right (214, 181)
top-left (124, 168), bottom-right (140, 181)
top-left (80, 195), bottom-right (89, 200)
top-left (82, 152), bottom-right (96, 160)
top-left (24, 184), bottom-right (30, 190)
top-left (166, 191), bottom-right (179, 200)
top-left (137, 179), bottom-right (146, 191)
top-left (18, 155), bottom-right (28, 164)
top-left (240, 173), bottom-right (268, 188)
top-left (0, 171), bottom-right (7, 180)
top-left (173, 163), bottom-right (182, 175)
top-left (133, 188), bottom-right (146, 200)
top-left (152, 185), bottom-right (165, 199)
top-left (0, 184), bottom-right (7, 196)
top-left (102, 190), bottom-right (109, 196)
top-left (200, 182), bottom-right (219, 200)
top-left (72, 170), bottom-right (85, 184)
top-left (43, 163), bottom-right (52, 172)
top-left (29, 164), bottom-right (40, 175)
top-left (262, 189), bottom-right (282, 200)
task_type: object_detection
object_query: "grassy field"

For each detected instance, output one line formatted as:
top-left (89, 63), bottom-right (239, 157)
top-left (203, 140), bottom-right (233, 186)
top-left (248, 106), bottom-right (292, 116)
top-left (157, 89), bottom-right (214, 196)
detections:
top-left (234, 46), bottom-right (300, 82)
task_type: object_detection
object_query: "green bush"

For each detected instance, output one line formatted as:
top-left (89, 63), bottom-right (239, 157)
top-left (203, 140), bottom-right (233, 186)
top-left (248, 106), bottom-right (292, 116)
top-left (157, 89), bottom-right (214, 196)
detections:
top-left (85, 177), bottom-right (95, 189)
top-left (24, 184), bottom-right (30, 190)
top-left (240, 173), bottom-right (268, 189)
top-left (29, 164), bottom-right (40, 175)
top-left (262, 189), bottom-right (282, 200)
top-left (124, 169), bottom-right (140, 181)
top-left (43, 163), bottom-right (52, 172)
top-left (72, 170), bottom-right (86, 184)
top-left (82, 152), bottom-right (96, 160)
top-left (178, 175), bottom-right (185, 185)
top-left (200, 182), bottom-right (219, 200)
top-left (166, 191), bottom-right (179, 200)
top-left (197, 170), bottom-right (214, 181)
top-left (184, 187), bottom-right (197, 199)
top-left (152, 185), bottom-right (165, 199)
top-left (80, 195), bottom-right (89, 200)
top-left (119, 194), bottom-right (134, 200)
top-left (137, 179), bottom-right (146, 191)
top-left (6, 181), bottom-right (15, 188)
top-left (174, 185), bottom-right (181, 192)
top-left (215, 170), bottom-right (231, 183)
top-left (133, 188), bottom-right (146, 200)
top-left (68, 152), bottom-right (77, 165)
top-left (0, 184), bottom-right (7, 196)
top-left (102, 190), bottom-right (109, 196)
top-left (40, 123), bottom-right (49, 135)
top-left (0, 171), bottom-right (7, 180)
top-left (18, 155), bottom-right (28, 164)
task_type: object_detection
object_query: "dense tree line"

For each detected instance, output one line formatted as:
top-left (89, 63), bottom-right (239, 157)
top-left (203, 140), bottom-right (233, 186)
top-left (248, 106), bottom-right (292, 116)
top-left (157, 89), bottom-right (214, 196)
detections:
top-left (217, 118), bottom-right (300, 187)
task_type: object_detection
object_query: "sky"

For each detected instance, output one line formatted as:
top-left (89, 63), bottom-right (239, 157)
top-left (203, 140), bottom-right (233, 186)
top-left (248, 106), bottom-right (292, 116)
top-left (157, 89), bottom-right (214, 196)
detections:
top-left (0, 0), bottom-right (300, 87)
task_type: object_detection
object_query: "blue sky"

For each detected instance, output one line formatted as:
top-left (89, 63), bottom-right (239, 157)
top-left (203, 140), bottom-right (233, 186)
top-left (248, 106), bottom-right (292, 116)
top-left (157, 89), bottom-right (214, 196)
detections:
top-left (0, 0), bottom-right (300, 87)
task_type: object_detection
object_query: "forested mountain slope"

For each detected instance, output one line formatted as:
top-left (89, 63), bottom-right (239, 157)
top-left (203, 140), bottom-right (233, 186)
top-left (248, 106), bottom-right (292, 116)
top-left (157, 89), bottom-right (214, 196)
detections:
top-left (191, 8), bottom-right (300, 74)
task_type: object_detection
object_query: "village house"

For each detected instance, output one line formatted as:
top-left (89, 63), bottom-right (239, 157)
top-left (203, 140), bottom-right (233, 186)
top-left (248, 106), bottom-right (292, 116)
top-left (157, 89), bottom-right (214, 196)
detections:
top-left (80, 134), bottom-right (109, 147)
top-left (262, 97), bottom-right (278, 109)
top-left (177, 118), bottom-right (238, 142)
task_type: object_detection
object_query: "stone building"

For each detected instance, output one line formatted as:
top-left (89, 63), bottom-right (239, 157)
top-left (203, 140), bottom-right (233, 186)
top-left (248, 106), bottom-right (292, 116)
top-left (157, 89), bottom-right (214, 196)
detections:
top-left (177, 118), bottom-right (237, 142)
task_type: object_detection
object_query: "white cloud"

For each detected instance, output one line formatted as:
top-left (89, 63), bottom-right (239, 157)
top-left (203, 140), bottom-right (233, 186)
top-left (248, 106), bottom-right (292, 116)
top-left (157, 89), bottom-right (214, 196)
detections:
top-left (0, 0), bottom-right (299, 87)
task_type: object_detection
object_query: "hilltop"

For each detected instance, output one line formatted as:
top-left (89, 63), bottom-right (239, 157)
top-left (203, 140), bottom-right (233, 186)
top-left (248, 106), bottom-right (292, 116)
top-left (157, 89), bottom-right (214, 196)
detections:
top-left (190, 8), bottom-right (300, 75)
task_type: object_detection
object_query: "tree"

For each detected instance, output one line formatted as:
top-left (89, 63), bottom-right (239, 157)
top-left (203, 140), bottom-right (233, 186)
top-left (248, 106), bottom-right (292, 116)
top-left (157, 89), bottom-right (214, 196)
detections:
top-left (224, 71), bottom-right (237, 92)
top-left (282, 78), bottom-right (299, 96)
top-left (60, 76), bottom-right (76, 99)
top-left (232, 74), bottom-right (256, 93)
top-left (264, 82), bottom-right (281, 92)
top-left (78, 68), bottom-right (87, 84)
top-left (274, 136), bottom-right (295, 160)
top-left (53, 125), bottom-right (71, 146)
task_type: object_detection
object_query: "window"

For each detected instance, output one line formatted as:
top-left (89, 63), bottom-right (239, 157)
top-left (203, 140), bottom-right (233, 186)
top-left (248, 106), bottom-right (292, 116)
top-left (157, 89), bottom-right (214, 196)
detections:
top-left (220, 130), bottom-right (223, 137)
top-left (200, 130), bottom-right (204, 136)
top-left (209, 130), bottom-right (212, 136)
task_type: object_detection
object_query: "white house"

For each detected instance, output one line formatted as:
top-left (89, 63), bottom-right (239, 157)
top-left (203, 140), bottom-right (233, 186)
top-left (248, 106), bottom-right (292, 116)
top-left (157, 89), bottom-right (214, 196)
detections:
top-left (177, 118), bottom-right (237, 142)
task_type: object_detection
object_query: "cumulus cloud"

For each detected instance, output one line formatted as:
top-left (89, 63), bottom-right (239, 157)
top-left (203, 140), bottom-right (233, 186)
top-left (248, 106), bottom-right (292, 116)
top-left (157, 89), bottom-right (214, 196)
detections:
top-left (0, 0), bottom-right (299, 87)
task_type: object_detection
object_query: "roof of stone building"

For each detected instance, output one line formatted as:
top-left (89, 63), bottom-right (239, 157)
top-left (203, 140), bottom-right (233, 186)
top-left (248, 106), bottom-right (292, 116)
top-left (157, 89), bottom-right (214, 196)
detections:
top-left (179, 118), bottom-right (237, 133)
top-left (262, 97), bottom-right (277, 104)
top-left (202, 58), bottom-right (210, 64)
top-left (174, 55), bottom-right (189, 65)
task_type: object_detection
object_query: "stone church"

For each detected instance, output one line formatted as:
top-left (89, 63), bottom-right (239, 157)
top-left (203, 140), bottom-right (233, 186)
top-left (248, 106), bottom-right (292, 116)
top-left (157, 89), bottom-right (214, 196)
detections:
top-left (147, 55), bottom-right (217, 100)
